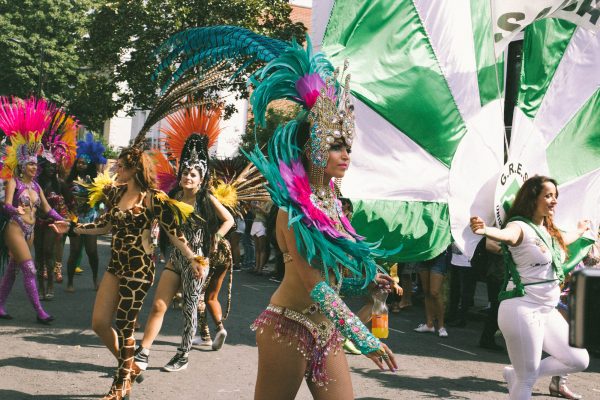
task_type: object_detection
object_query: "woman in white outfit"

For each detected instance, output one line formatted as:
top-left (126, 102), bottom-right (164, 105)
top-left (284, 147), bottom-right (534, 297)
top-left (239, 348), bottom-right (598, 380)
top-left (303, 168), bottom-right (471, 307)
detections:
top-left (470, 175), bottom-right (589, 400)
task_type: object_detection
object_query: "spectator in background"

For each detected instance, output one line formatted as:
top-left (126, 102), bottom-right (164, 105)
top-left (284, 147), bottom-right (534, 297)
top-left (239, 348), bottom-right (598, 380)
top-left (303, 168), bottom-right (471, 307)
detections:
top-left (397, 262), bottom-right (416, 310)
top-left (251, 200), bottom-right (271, 275)
top-left (266, 204), bottom-right (284, 282)
top-left (230, 216), bottom-right (244, 271)
top-left (413, 248), bottom-right (450, 337)
top-left (447, 242), bottom-right (476, 327)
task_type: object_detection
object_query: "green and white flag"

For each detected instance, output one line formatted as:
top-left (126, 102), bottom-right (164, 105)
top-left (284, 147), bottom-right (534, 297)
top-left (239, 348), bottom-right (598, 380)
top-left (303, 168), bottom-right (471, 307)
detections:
top-left (313, 0), bottom-right (599, 260)
top-left (314, 0), bottom-right (505, 260)
top-left (509, 18), bottom-right (600, 232)
top-left (491, 0), bottom-right (600, 56)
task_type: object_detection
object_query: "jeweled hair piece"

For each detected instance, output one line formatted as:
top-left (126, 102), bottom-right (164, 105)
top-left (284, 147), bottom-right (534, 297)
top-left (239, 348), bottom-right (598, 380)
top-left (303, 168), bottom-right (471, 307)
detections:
top-left (183, 147), bottom-right (208, 178)
top-left (305, 61), bottom-right (355, 184)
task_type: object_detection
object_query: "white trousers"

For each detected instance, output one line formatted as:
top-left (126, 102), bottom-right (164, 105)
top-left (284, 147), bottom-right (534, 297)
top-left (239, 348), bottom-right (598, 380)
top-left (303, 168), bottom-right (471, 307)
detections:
top-left (498, 297), bottom-right (589, 400)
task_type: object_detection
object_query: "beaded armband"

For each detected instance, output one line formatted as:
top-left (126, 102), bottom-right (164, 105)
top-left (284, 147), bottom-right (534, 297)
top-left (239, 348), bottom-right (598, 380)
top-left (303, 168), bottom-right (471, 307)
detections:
top-left (340, 278), bottom-right (370, 298)
top-left (46, 208), bottom-right (65, 221)
top-left (310, 281), bottom-right (381, 355)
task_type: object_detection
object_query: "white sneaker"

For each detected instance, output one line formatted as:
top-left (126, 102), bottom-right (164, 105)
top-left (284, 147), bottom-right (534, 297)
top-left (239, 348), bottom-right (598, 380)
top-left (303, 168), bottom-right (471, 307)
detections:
top-left (414, 323), bottom-right (435, 333)
top-left (438, 327), bottom-right (448, 338)
top-left (192, 336), bottom-right (212, 348)
top-left (212, 328), bottom-right (227, 350)
top-left (503, 366), bottom-right (516, 395)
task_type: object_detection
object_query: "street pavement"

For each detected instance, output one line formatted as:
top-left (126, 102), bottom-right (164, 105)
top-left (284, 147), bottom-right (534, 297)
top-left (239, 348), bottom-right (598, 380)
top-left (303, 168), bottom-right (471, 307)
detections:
top-left (0, 235), bottom-right (599, 399)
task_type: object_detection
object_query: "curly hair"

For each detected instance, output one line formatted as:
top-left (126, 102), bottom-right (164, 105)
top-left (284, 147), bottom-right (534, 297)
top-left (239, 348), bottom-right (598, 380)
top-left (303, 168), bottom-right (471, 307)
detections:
top-left (506, 175), bottom-right (566, 252)
top-left (118, 146), bottom-right (156, 190)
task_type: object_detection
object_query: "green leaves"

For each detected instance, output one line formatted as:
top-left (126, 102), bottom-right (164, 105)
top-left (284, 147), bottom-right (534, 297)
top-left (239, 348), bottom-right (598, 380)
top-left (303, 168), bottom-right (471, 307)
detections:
top-left (0, 0), bottom-right (305, 133)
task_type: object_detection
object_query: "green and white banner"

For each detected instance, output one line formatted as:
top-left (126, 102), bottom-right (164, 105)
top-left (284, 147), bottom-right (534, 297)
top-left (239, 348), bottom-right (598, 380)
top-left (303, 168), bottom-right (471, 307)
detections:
top-left (313, 0), bottom-right (600, 261)
top-left (491, 0), bottom-right (600, 56)
top-left (510, 18), bottom-right (600, 231)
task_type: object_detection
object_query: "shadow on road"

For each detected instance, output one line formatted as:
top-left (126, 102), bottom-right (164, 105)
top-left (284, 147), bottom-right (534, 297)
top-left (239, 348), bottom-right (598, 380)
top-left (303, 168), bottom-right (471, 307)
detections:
top-left (0, 391), bottom-right (100, 400)
top-left (353, 367), bottom-right (507, 398)
top-left (0, 356), bottom-right (113, 376)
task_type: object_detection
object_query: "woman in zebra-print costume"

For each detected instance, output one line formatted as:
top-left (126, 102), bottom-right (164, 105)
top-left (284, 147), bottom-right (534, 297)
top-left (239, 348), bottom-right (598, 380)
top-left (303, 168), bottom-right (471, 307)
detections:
top-left (134, 132), bottom-right (234, 372)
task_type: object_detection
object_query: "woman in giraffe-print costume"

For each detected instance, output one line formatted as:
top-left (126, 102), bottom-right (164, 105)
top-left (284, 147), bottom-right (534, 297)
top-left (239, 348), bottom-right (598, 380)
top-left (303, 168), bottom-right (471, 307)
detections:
top-left (134, 126), bottom-right (234, 372)
top-left (57, 146), bottom-right (206, 400)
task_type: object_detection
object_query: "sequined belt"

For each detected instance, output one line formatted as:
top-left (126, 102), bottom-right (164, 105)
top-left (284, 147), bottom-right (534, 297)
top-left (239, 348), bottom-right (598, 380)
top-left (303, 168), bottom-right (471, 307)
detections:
top-left (264, 304), bottom-right (336, 348)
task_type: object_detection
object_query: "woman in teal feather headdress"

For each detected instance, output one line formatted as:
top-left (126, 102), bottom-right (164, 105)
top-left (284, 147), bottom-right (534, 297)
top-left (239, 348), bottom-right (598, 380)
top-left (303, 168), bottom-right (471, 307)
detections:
top-left (244, 40), bottom-right (400, 399)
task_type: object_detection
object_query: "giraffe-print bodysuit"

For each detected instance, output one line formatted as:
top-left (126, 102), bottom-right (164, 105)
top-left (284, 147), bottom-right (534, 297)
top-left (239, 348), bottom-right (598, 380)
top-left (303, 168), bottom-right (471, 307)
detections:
top-left (76, 184), bottom-right (190, 385)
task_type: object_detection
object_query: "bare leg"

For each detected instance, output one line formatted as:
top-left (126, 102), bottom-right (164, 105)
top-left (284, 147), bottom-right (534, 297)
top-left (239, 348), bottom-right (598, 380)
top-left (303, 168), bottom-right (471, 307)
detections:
top-left (429, 272), bottom-right (446, 329)
top-left (83, 235), bottom-right (100, 289)
top-left (66, 235), bottom-right (83, 290)
top-left (205, 263), bottom-right (228, 327)
top-left (399, 273), bottom-right (413, 307)
top-left (307, 348), bottom-right (354, 400)
top-left (418, 270), bottom-right (434, 328)
top-left (254, 324), bottom-right (307, 400)
top-left (44, 228), bottom-right (57, 297)
top-left (254, 235), bottom-right (267, 273)
top-left (230, 232), bottom-right (241, 267)
top-left (92, 272), bottom-right (120, 359)
top-left (53, 231), bottom-right (65, 283)
top-left (140, 267), bottom-right (180, 349)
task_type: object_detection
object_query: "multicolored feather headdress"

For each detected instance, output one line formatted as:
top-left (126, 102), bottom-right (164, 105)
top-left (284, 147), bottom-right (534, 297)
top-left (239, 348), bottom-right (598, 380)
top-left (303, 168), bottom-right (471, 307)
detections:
top-left (43, 107), bottom-right (79, 169)
top-left (0, 97), bottom-right (51, 179)
top-left (150, 105), bottom-right (222, 193)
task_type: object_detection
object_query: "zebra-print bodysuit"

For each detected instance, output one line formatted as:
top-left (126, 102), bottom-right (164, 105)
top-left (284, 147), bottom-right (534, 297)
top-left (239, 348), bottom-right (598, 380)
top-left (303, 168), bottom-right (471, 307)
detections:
top-left (167, 209), bottom-right (208, 354)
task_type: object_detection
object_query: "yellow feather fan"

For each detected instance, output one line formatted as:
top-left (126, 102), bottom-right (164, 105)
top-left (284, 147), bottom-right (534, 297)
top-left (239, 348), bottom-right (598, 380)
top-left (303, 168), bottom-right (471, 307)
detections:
top-left (75, 170), bottom-right (117, 208)
top-left (154, 191), bottom-right (194, 224)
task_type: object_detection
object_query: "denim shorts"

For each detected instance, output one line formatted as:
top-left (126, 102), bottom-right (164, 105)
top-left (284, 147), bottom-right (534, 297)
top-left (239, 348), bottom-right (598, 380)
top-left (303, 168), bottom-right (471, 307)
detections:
top-left (417, 250), bottom-right (449, 275)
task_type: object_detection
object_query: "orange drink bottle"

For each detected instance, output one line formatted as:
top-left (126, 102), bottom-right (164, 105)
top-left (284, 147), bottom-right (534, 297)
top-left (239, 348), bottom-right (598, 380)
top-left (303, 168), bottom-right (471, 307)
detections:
top-left (371, 289), bottom-right (389, 339)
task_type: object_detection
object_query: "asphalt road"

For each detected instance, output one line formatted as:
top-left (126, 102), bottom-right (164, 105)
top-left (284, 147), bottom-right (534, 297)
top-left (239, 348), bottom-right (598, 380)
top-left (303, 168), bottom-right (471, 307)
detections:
top-left (0, 236), bottom-right (599, 399)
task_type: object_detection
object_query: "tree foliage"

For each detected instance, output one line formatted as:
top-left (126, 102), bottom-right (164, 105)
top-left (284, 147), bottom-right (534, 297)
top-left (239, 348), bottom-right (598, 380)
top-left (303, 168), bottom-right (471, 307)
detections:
top-left (0, 0), bottom-right (104, 127)
top-left (86, 0), bottom-right (306, 122)
top-left (0, 0), bottom-right (306, 133)
top-left (241, 105), bottom-right (300, 154)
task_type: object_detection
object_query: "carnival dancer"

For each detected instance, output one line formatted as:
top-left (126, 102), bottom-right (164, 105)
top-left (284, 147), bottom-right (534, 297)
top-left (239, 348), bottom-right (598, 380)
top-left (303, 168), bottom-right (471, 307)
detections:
top-left (134, 105), bottom-right (234, 372)
top-left (193, 157), bottom-right (271, 350)
top-left (54, 143), bottom-right (207, 400)
top-left (0, 97), bottom-right (68, 324)
top-left (470, 176), bottom-right (590, 400)
top-left (65, 133), bottom-right (107, 292)
top-left (34, 158), bottom-right (73, 300)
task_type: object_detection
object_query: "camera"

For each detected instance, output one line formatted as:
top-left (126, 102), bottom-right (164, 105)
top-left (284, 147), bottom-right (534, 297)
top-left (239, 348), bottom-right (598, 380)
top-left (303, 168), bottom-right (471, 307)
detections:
top-left (569, 268), bottom-right (600, 353)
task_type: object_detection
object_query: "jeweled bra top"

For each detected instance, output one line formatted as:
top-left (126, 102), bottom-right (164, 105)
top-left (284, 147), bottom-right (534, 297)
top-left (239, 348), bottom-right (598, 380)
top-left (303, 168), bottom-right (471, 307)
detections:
top-left (13, 177), bottom-right (41, 208)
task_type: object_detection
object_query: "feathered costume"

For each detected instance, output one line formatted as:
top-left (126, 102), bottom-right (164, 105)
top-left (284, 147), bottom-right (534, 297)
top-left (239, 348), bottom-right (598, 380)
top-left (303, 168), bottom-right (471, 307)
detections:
top-left (152, 26), bottom-right (399, 385)
top-left (0, 96), bottom-right (69, 323)
top-left (146, 103), bottom-right (239, 365)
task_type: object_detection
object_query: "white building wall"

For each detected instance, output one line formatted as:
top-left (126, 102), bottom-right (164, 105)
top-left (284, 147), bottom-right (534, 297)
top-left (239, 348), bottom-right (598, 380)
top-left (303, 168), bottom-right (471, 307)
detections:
top-left (214, 96), bottom-right (248, 159)
top-left (103, 110), bottom-right (133, 151)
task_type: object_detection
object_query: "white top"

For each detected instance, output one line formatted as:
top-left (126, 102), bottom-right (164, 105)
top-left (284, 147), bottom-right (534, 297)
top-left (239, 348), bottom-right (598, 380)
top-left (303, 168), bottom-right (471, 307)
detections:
top-left (450, 243), bottom-right (470, 267)
top-left (507, 221), bottom-right (560, 306)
